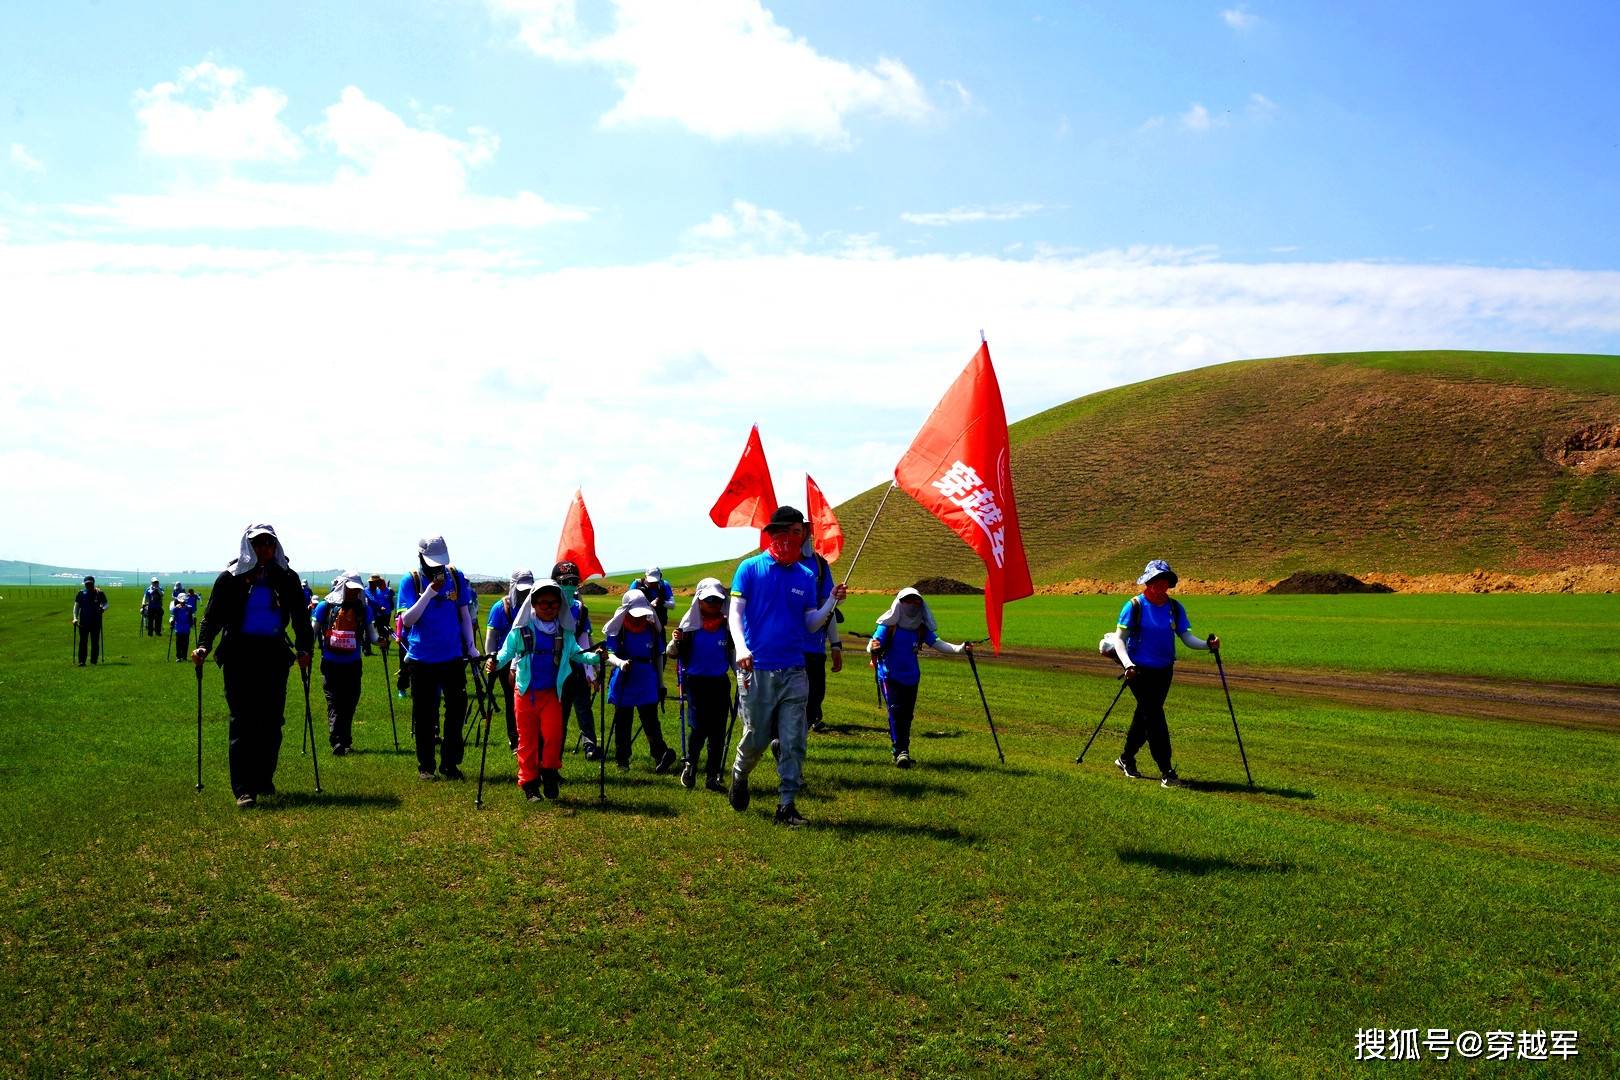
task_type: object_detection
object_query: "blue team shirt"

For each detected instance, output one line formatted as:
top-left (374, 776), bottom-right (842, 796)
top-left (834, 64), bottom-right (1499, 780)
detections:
top-left (1118, 596), bottom-right (1189, 669)
top-left (730, 552), bottom-right (816, 671)
top-left (683, 623), bottom-right (732, 678)
top-left (495, 622), bottom-right (561, 695)
top-left (398, 569), bottom-right (475, 663)
top-left (367, 586), bottom-right (391, 617)
top-left (606, 625), bottom-right (663, 706)
top-left (240, 577), bottom-right (284, 637)
top-left (487, 597), bottom-right (518, 655)
top-left (873, 623), bottom-right (937, 687)
top-left (171, 599), bottom-right (195, 635)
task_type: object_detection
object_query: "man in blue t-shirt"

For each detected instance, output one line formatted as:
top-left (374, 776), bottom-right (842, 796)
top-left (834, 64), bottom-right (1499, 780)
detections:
top-left (727, 506), bottom-right (845, 827)
top-left (398, 535), bottom-right (478, 781)
top-left (1100, 560), bottom-right (1220, 788)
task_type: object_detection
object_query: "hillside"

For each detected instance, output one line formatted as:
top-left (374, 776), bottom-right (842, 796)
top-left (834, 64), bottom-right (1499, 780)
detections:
top-left (663, 350), bottom-right (1620, 589)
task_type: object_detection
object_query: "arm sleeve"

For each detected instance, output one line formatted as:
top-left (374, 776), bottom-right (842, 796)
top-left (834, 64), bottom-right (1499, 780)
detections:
top-left (803, 586), bottom-right (839, 631)
top-left (929, 638), bottom-right (966, 655)
top-left (1104, 630), bottom-right (1135, 668)
top-left (459, 604), bottom-right (475, 656)
top-left (728, 596), bottom-right (751, 661)
top-left (285, 578), bottom-right (315, 654)
top-left (495, 629), bottom-right (520, 668)
top-left (400, 579), bottom-right (435, 627)
top-left (1178, 627), bottom-right (1210, 651)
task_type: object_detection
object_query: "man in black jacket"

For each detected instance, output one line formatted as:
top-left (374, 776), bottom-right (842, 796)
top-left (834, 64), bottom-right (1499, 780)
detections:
top-left (192, 524), bottom-right (314, 808)
top-left (73, 575), bottom-right (109, 665)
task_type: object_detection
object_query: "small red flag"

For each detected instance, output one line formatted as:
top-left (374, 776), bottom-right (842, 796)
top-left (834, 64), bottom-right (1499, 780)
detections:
top-left (709, 425), bottom-right (778, 531)
top-left (893, 342), bottom-right (1032, 653)
top-left (555, 489), bottom-right (605, 580)
top-left (806, 474), bottom-right (844, 563)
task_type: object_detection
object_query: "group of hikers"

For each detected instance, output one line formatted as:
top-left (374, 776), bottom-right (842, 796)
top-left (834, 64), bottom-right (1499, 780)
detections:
top-left (101, 511), bottom-right (1218, 817)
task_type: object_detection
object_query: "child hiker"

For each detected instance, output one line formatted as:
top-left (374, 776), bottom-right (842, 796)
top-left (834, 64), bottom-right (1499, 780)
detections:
top-left (601, 589), bottom-right (678, 775)
top-left (866, 588), bottom-right (972, 769)
top-left (490, 579), bottom-right (570, 801)
top-left (670, 577), bottom-right (734, 792)
top-left (1099, 560), bottom-right (1220, 788)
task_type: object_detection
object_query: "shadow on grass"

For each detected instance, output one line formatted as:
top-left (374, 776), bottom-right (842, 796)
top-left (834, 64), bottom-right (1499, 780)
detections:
top-left (563, 799), bottom-right (679, 818)
top-left (818, 722), bottom-right (889, 735)
top-left (341, 747), bottom-right (417, 757)
top-left (811, 775), bottom-right (967, 799)
top-left (260, 791), bottom-right (404, 811)
top-left (917, 730), bottom-right (963, 740)
top-left (1182, 779), bottom-right (1316, 800)
top-left (907, 758), bottom-right (1034, 777)
top-left (1117, 847), bottom-right (1296, 875)
top-left (816, 817), bottom-right (978, 845)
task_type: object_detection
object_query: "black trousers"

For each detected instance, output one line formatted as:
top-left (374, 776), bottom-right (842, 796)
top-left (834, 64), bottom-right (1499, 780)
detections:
top-left (683, 674), bottom-right (731, 780)
top-left (322, 658), bottom-right (363, 749)
top-left (1122, 664), bottom-right (1175, 774)
top-left (410, 659), bottom-right (468, 773)
top-left (884, 679), bottom-right (919, 753)
top-left (613, 703), bottom-right (667, 767)
top-left (561, 668), bottom-right (596, 746)
top-left (805, 651), bottom-right (827, 729)
top-left (174, 629), bottom-right (191, 660)
top-left (77, 622), bottom-right (102, 665)
top-left (223, 637), bottom-right (293, 797)
top-left (145, 609), bottom-right (162, 635)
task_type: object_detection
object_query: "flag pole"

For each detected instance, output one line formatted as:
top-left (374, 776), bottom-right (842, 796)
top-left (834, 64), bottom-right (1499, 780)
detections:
top-left (840, 481), bottom-right (897, 587)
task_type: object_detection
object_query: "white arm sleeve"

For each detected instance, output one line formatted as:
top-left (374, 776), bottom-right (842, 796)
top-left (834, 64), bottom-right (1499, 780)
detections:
top-left (1178, 627), bottom-right (1210, 651)
top-left (803, 590), bottom-right (839, 632)
top-left (459, 605), bottom-right (475, 655)
top-left (929, 639), bottom-right (966, 655)
top-left (1105, 630), bottom-right (1135, 668)
top-left (484, 625), bottom-right (499, 655)
top-left (729, 596), bottom-right (751, 663)
top-left (400, 583), bottom-right (437, 627)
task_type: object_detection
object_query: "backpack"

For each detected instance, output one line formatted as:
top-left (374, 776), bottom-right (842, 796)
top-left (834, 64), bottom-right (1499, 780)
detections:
top-left (516, 624), bottom-right (564, 668)
top-left (320, 600), bottom-right (375, 653)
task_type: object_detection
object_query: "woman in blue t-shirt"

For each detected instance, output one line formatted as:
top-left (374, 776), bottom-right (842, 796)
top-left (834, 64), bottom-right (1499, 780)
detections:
top-left (866, 588), bottom-right (970, 769)
top-left (1100, 560), bottom-right (1221, 788)
top-left (670, 578), bottom-right (734, 792)
top-left (602, 590), bottom-right (677, 775)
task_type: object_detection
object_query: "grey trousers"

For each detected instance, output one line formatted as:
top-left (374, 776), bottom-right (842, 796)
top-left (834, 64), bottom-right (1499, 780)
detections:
top-left (732, 665), bottom-right (808, 806)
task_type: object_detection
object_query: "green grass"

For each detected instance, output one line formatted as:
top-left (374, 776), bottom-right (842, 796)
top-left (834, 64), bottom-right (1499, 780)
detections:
top-left (2, 591), bottom-right (1617, 1076)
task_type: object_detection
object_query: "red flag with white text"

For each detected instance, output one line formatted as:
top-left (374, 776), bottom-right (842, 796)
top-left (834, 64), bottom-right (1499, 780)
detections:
top-left (709, 425), bottom-right (779, 532)
top-left (805, 474), bottom-right (844, 563)
top-left (555, 489), bottom-right (605, 580)
top-left (893, 342), bottom-right (1032, 653)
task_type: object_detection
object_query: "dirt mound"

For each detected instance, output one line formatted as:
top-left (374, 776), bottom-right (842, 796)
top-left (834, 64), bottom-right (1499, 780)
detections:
top-left (1268, 571), bottom-right (1393, 594)
top-left (1550, 421), bottom-right (1620, 473)
top-left (913, 576), bottom-right (982, 595)
top-left (579, 581), bottom-right (611, 595)
top-left (472, 580), bottom-right (509, 596)
top-left (1038, 577), bottom-right (1272, 596)
top-left (1366, 565), bottom-right (1620, 594)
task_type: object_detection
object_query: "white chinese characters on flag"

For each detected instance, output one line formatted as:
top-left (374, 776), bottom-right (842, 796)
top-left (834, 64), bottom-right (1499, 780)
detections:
top-left (894, 341), bottom-right (1033, 653)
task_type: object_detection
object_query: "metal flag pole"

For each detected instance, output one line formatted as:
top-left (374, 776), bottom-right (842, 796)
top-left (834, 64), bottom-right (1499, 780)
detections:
top-left (839, 481), bottom-right (898, 587)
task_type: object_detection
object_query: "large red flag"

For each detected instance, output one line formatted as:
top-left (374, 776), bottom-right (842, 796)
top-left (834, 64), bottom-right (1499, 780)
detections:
top-left (555, 489), bottom-right (605, 580)
top-left (805, 474), bottom-right (844, 563)
top-left (893, 342), bottom-right (1032, 653)
top-left (709, 425), bottom-right (778, 530)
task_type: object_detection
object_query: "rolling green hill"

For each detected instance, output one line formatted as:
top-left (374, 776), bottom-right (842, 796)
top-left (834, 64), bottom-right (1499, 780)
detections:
top-left (660, 350), bottom-right (1620, 589)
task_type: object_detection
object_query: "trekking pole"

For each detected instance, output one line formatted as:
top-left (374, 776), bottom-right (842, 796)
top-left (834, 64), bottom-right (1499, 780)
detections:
top-left (71, 619), bottom-right (76, 663)
top-left (964, 645), bottom-right (1005, 764)
top-left (379, 638), bottom-right (399, 750)
top-left (301, 665), bottom-right (323, 793)
top-left (1076, 677), bottom-right (1129, 765)
top-left (474, 665), bottom-right (495, 808)
top-left (1213, 648), bottom-right (1253, 788)
top-left (724, 683), bottom-right (739, 753)
top-left (167, 621), bottom-right (173, 662)
top-left (598, 657), bottom-right (609, 800)
top-left (677, 664), bottom-right (686, 760)
top-left (194, 661), bottom-right (205, 792)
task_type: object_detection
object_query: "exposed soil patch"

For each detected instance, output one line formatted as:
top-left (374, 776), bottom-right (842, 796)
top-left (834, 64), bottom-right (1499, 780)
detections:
top-left (579, 582), bottom-right (612, 595)
top-left (968, 646), bottom-right (1620, 732)
top-left (914, 576), bottom-right (982, 595)
top-left (1268, 570), bottom-right (1393, 595)
top-left (1038, 565), bottom-right (1620, 595)
top-left (1550, 421), bottom-right (1620, 473)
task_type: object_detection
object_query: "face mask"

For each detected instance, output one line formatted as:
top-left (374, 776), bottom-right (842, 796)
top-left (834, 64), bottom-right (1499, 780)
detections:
top-left (767, 533), bottom-right (799, 564)
top-left (560, 585), bottom-right (577, 608)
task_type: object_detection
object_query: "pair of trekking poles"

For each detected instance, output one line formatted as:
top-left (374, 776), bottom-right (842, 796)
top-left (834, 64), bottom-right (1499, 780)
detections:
top-left (1075, 648), bottom-right (1252, 787)
top-left (852, 631), bottom-right (1007, 765)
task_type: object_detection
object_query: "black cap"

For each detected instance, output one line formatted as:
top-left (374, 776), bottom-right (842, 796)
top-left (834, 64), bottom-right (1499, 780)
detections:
top-left (764, 505), bottom-right (806, 532)
top-left (83, 575), bottom-right (95, 584)
top-left (551, 561), bottom-right (581, 586)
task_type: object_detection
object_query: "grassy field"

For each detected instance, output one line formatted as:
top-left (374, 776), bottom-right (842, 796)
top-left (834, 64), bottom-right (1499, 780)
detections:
top-left (2, 588), bottom-right (1616, 1076)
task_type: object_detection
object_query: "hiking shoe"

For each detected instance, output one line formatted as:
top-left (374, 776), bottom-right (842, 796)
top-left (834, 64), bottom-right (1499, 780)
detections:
top-left (1115, 756), bottom-right (1143, 779)
top-left (774, 802), bottom-right (808, 828)
top-left (653, 747), bottom-right (678, 775)
top-left (1160, 770), bottom-right (1182, 788)
top-left (542, 771), bottom-right (560, 800)
top-left (582, 740), bottom-right (602, 762)
top-left (729, 771), bottom-right (751, 812)
top-left (679, 760), bottom-right (696, 790)
top-left (705, 776), bottom-right (726, 794)
top-left (522, 781), bottom-right (542, 802)
top-left (418, 769), bottom-right (440, 782)
top-left (769, 739), bottom-right (780, 762)
top-left (895, 749), bottom-right (912, 770)
top-left (235, 793), bottom-right (256, 808)
top-left (331, 745), bottom-right (348, 757)
top-left (440, 765), bottom-right (466, 781)
top-left (809, 719), bottom-right (829, 734)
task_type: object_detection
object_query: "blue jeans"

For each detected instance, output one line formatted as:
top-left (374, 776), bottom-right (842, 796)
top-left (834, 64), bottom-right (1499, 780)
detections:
top-left (732, 665), bottom-right (808, 806)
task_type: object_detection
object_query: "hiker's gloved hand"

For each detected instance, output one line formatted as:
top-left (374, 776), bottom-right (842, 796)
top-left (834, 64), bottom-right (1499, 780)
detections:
top-left (830, 648), bottom-right (843, 674)
top-left (608, 655), bottom-right (630, 672)
top-left (1123, 665), bottom-right (1137, 682)
top-left (1207, 634), bottom-right (1220, 653)
top-left (296, 651), bottom-right (311, 671)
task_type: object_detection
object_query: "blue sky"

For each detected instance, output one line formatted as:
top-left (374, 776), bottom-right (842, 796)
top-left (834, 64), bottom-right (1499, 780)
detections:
top-left (3, 1), bottom-right (1619, 576)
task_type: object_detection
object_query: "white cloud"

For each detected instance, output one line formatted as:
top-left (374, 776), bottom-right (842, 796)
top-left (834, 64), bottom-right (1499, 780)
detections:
top-left (492, 0), bottom-right (932, 145)
top-left (901, 203), bottom-right (1048, 227)
top-left (1248, 92), bottom-right (1279, 119)
top-left (1222, 6), bottom-right (1259, 30)
top-left (942, 79), bottom-right (974, 109)
top-left (73, 74), bottom-right (586, 237)
top-left (684, 199), bottom-right (806, 253)
top-left (135, 61), bottom-right (304, 163)
top-left (1180, 102), bottom-right (1222, 132)
top-left (9, 143), bottom-right (44, 174)
top-left (3, 241), bottom-right (1617, 572)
